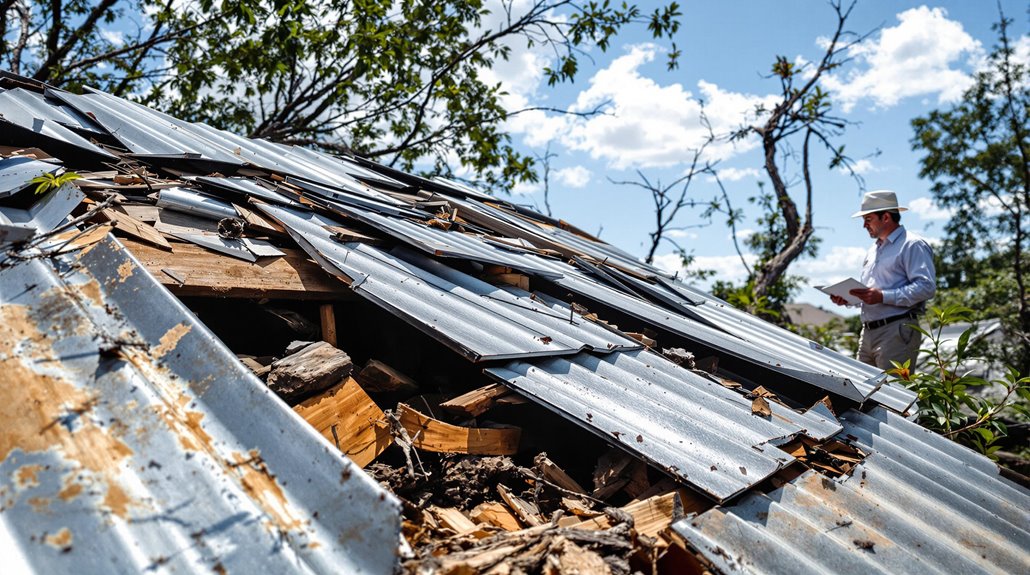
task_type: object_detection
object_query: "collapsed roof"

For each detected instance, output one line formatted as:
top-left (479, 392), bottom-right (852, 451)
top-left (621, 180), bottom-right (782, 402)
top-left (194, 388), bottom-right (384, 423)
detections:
top-left (1, 71), bottom-right (1027, 574)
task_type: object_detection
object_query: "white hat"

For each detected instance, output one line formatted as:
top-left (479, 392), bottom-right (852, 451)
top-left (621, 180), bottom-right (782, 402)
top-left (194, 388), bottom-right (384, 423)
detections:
top-left (851, 189), bottom-right (908, 217)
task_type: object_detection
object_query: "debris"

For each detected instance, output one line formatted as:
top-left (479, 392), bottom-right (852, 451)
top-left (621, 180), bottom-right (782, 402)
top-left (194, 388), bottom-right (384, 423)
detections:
top-left (751, 396), bottom-right (772, 418)
top-left (440, 383), bottom-right (512, 418)
top-left (266, 341), bottom-right (353, 402)
top-left (661, 347), bottom-right (695, 368)
top-left (217, 217), bottom-right (246, 239)
top-left (625, 332), bottom-right (656, 347)
top-left (471, 501), bottom-right (523, 531)
top-left (292, 377), bottom-right (392, 467)
top-left (356, 359), bottom-right (420, 394)
top-left (396, 403), bottom-right (521, 456)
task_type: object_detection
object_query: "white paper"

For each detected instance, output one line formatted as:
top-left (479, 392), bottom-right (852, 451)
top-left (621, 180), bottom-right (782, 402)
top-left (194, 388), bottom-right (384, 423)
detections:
top-left (814, 277), bottom-right (868, 306)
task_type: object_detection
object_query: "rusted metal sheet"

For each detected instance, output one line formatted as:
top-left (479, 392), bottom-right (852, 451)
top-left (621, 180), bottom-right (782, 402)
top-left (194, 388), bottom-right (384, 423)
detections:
top-left (0, 235), bottom-right (401, 574)
top-left (486, 348), bottom-right (843, 501)
top-left (673, 406), bottom-right (1030, 574)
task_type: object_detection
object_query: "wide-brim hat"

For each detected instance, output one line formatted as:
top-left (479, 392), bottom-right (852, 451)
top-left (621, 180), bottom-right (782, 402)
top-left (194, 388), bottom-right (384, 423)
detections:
top-left (851, 189), bottom-right (908, 217)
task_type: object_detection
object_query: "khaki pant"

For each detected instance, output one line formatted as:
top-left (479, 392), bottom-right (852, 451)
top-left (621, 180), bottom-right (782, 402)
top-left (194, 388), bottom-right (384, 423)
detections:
top-left (858, 320), bottom-right (922, 371)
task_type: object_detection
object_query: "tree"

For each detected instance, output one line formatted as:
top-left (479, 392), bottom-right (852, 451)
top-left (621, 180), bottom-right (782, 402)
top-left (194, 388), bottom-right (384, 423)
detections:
top-left (727, 0), bottom-right (866, 310)
top-left (911, 11), bottom-right (1030, 372)
top-left (1, 0), bottom-right (682, 191)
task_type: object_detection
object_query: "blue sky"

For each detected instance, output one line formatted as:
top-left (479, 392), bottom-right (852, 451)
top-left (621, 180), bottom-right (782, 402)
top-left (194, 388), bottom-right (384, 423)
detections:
top-left (477, 0), bottom-right (1028, 309)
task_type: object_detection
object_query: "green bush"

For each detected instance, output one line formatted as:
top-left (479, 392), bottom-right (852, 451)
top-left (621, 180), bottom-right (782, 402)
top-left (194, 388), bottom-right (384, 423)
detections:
top-left (888, 305), bottom-right (1030, 458)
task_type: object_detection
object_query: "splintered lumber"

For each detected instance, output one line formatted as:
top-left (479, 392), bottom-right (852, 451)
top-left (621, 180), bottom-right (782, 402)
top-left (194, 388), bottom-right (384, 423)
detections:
top-left (430, 506), bottom-right (479, 535)
top-left (356, 359), bottom-right (420, 394)
top-left (440, 383), bottom-right (511, 418)
top-left (535, 453), bottom-right (587, 495)
top-left (592, 449), bottom-right (636, 500)
top-left (292, 377), bottom-right (391, 467)
top-left (319, 303), bottom-right (337, 346)
top-left (471, 502), bottom-right (523, 532)
top-left (266, 341), bottom-right (353, 402)
top-left (498, 484), bottom-right (543, 527)
top-left (566, 492), bottom-right (683, 539)
top-left (96, 207), bottom-right (172, 250)
top-left (625, 332), bottom-right (656, 348)
top-left (396, 403), bottom-right (520, 455)
top-left (118, 237), bottom-right (349, 300)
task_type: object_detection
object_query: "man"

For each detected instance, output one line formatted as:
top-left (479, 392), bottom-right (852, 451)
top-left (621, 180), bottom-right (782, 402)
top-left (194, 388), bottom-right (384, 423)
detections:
top-left (830, 190), bottom-right (936, 370)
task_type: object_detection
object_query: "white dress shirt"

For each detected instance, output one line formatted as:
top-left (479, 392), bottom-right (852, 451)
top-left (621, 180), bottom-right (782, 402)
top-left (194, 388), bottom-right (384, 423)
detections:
top-left (859, 226), bottom-right (936, 322)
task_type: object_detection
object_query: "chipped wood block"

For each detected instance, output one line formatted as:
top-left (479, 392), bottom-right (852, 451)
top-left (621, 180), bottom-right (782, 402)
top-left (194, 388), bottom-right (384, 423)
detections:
top-left (292, 377), bottom-right (391, 467)
top-left (267, 341), bottom-right (353, 402)
top-left (751, 396), bottom-right (772, 417)
top-left (430, 506), bottom-right (479, 535)
top-left (440, 383), bottom-right (511, 418)
top-left (625, 332), bottom-right (656, 348)
top-left (535, 454), bottom-right (587, 495)
top-left (471, 502), bottom-right (523, 532)
top-left (356, 359), bottom-right (420, 394)
top-left (396, 403), bottom-right (520, 455)
top-left (119, 237), bottom-right (349, 300)
top-left (497, 484), bottom-right (543, 527)
top-left (568, 492), bottom-right (683, 539)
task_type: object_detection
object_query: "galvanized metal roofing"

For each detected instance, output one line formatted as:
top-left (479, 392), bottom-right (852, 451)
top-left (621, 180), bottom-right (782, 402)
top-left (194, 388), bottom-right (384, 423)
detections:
top-left (255, 202), bottom-right (642, 361)
top-left (0, 88), bottom-right (117, 160)
top-left (673, 406), bottom-right (1030, 574)
top-left (326, 204), bottom-right (565, 279)
top-left (0, 235), bottom-right (401, 574)
top-left (0, 156), bottom-right (60, 198)
top-left (486, 348), bottom-right (844, 502)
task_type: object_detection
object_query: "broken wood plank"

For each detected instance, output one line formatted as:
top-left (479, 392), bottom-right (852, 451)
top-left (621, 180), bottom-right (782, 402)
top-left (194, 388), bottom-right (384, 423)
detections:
top-left (320, 303), bottom-right (337, 347)
top-left (266, 341), bottom-right (353, 402)
top-left (567, 492), bottom-right (683, 539)
top-left (118, 236), bottom-right (351, 300)
top-left (497, 484), bottom-right (543, 527)
top-left (535, 453), bottom-right (587, 495)
top-left (625, 332), bottom-right (656, 348)
top-left (292, 377), bottom-right (391, 467)
top-left (592, 449), bottom-right (635, 500)
top-left (356, 359), bottom-right (420, 394)
top-left (429, 506), bottom-right (479, 534)
top-left (95, 208), bottom-right (173, 251)
top-left (440, 383), bottom-right (511, 418)
top-left (396, 403), bottom-right (520, 455)
top-left (471, 502), bottom-right (523, 532)
top-left (325, 224), bottom-right (384, 245)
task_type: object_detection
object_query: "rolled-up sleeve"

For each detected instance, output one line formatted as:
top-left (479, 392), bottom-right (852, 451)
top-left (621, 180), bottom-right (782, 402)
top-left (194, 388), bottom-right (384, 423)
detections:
top-left (882, 240), bottom-right (936, 308)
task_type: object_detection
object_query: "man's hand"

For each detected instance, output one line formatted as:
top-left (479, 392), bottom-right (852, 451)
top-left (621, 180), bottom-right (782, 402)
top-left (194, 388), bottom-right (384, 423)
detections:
top-left (829, 294), bottom-right (848, 306)
top-left (849, 287), bottom-right (883, 305)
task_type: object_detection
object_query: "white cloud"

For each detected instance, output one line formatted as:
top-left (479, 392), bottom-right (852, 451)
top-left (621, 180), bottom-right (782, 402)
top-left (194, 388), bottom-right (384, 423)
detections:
top-left (844, 159), bottom-right (880, 175)
top-left (708, 167), bottom-right (761, 182)
top-left (908, 196), bottom-right (952, 221)
top-left (822, 6), bottom-right (983, 111)
top-left (545, 45), bottom-right (777, 169)
top-left (554, 165), bottom-right (591, 188)
top-left (511, 180), bottom-right (542, 196)
top-left (792, 246), bottom-right (868, 287)
top-left (652, 252), bottom-right (756, 287)
top-left (733, 228), bottom-right (755, 240)
top-left (666, 229), bottom-right (699, 239)
top-left (100, 29), bottom-right (124, 46)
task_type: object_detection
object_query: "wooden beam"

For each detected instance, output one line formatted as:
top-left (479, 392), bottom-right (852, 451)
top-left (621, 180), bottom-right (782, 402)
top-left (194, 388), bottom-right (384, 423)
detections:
top-left (439, 383), bottom-right (511, 418)
top-left (566, 492), bottom-right (683, 539)
top-left (118, 236), bottom-right (352, 300)
top-left (471, 502), bottom-right (523, 532)
top-left (320, 303), bottom-right (337, 346)
top-left (396, 403), bottom-right (520, 455)
top-left (292, 377), bottom-right (391, 467)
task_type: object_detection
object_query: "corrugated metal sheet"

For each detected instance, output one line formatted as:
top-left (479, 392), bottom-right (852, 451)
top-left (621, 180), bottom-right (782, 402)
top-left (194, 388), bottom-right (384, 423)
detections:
top-left (602, 269), bottom-right (913, 409)
top-left (0, 235), bottom-right (401, 574)
top-left (0, 89), bottom-right (117, 160)
top-left (255, 202), bottom-right (641, 361)
top-left (486, 348), bottom-right (844, 501)
top-left (327, 204), bottom-right (565, 279)
top-left (0, 156), bottom-right (60, 197)
top-left (194, 176), bottom-right (306, 208)
top-left (0, 184), bottom-right (84, 234)
top-left (673, 406), bottom-right (1030, 574)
